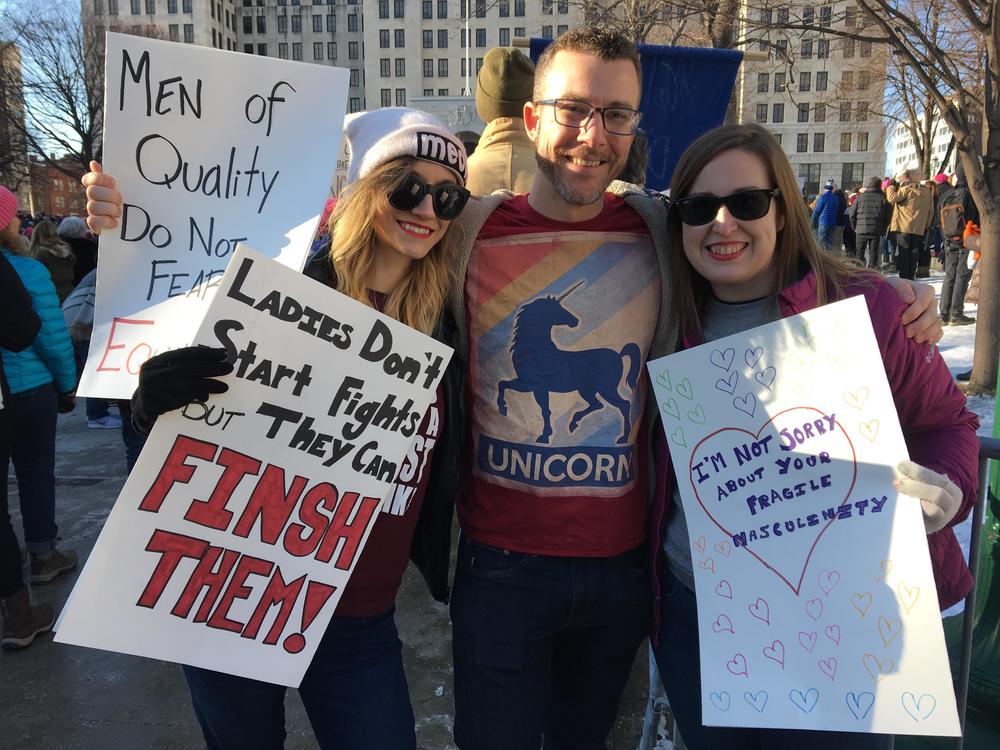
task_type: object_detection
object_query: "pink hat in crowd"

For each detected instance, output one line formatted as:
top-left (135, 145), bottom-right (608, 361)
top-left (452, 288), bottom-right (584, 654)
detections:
top-left (934, 173), bottom-right (950, 184)
top-left (881, 178), bottom-right (893, 190)
top-left (0, 186), bottom-right (18, 228)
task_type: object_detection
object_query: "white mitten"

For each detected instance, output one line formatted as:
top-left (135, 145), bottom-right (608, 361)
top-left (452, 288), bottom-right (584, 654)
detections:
top-left (894, 460), bottom-right (963, 534)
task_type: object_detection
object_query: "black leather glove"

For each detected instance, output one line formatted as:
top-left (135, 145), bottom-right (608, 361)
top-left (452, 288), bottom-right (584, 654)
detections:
top-left (57, 391), bottom-right (76, 414)
top-left (131, 346), bottom-right (233, 434)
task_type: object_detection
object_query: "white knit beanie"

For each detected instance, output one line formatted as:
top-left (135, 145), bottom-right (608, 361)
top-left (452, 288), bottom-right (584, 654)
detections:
top-left (345, 108), bottom-right (468, 186)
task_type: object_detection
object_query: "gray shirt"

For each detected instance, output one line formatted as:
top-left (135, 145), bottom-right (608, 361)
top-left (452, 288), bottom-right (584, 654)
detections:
top-left (663, 294), bottom-right (781, 591)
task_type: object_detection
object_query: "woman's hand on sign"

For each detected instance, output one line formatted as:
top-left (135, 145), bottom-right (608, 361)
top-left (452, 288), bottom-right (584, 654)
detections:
top-left (885, 276), bottom-right (944, 345)
top-left (82, 161), bottom-right (123, 234)
top-left (894, 460), bottom-right (963, 535)
top-left (131, 346), bottom-right (233, 434)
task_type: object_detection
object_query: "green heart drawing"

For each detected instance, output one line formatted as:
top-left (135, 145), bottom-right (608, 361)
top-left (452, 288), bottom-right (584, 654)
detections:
top-left (670, 426), bottom-right (687, 447)
top-left (663, 398), bottom-right (681, 420)
top-left (677, 377), bottom-right (694, 400)
top-left (687, 404), bottom-right (706, 425)
top-left (655, 369), bottom-right (672, 391)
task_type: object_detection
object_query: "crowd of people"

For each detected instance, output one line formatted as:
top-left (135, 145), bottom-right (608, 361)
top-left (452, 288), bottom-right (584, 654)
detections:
top-left (807, 170), bottom-right (982, 328)
top-left (1, 26), bottom-right (986, 750)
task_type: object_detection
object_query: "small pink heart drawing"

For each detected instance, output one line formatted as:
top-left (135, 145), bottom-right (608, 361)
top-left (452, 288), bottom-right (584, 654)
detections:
top-left (818, 569), bottom-right (841, 596)
top-left (798, 631), bottom-right (818, 653)
top-left (805, 598), bottom-right (824, 621)
top-left (715, 580), bottom-right (734, 599)
top-left (700, 557), bottom-right (716, 574)
top-left (687, 408), bottom-right (858, 595)
top-left (748, 597), bottom-right (771, 625)
top-left (712, 614), bottom-right (735, 634)
top-left (824, 624), bottom-right (841, 646)
top-left (727, 653), bottom-right (749, 678)
top-left (818, 656), bottom-right (838, 681)
top-left (714, 540), bottom-right (732, 557)
top-left (763, 640), bottom-right (785, 668)
top-left (693, 536), bottom-right (707, 554)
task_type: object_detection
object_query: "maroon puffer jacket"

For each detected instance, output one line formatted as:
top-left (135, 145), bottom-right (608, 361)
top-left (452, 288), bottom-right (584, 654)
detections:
top-left (649, 272), bottom-right (980, 643)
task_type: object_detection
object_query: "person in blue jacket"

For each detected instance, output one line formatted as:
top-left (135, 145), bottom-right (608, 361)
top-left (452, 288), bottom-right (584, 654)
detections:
top-left (810, 179), bottom-right (840, 251)
top-left (0, 187), bottom-right (79, 586)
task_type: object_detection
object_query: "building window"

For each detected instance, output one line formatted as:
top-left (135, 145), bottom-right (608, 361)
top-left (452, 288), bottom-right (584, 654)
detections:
top-left (858, 71), bottom-right (870, 90)
top-left (803, 7), bottom-right (814, 23)
top-left (558, 0), bottom-right (568, 11)
top-left (542, 0), bottom-right (552, 13)
top-left (476, 28), bottom-right (486, 47)
top-left (167, 0), bottom-right (176, 13)
top-left (801, 40), bottom-right (813, 58)
top-left (422, 0), bottom-right (432, 19)
top-left (515, 26), bottom-right (525, 37)
top-left (256, 15), bottom-right (265, 32)
top-left (813, 132), bottom-right (825, 152)
top-left (350, 97), bottom-right (361, 113)
top-left (313, 15), bottom-right (322, 31)
top-left (278, 16), bottom-right (287, 32)
top-left (438, 29), bottom-right (448, 48)
top-left (840, 132), bottom-right (852, 151)
top-left (775, 39), bottom-right (788, 56)
top-left (477, 57), bottom-right (484, 74)
top-left (438, 0), bottom-right (447, 18)
top-left (423, 88), bottom-right (434, 96)
top-left (292, 42), bottom-right (302, 60)
top-left (858, 132), bottom-right (869, 151)
top-left (845, 6), bottom-right (857, 27)
top-left (423, 30), bottom-right (433, 48)
top-left (772, 103), bottom-right (784, 122)
top-left (774, 73), bottom-right (785, 92)
top-left (856, 102), bottom-right (868, 121)
top-left (396, 88), bottom-right (406, 106)
top-left (438, 88), bottom-right (449, 96)
top-left (843, 39), bottom-right (855, 58)
top-left (461, 28), bottom-right (467, 47)
top-left (380, 58), bottom-right (391, 77)
top-left (477, 0), bottom-right (487, 17)
top-left (182, 0), bottom-right (191, 11)
top-left (381, 89), bottom-right (392, 107)
top-left (394, 0), bottom-right (404, 18)
top-left (258, 43), bottom-right (267, 56)
top-left (772, 132), bottom-right (782, 146)
top-left (243, 42), bottom-right (253, 53)
top-left (777, 6), bottom-right (788, 23)
top-left (379, 29), bottom-right (389, 47)
top-left (799, 72), bottom-right (811, 92)
top-left (820, 5), bottom-right (832, 26)
top-left (816, 72), bottom-right (828, 91)
top-left (395, 58), bottom-right (405, 77)
top-left (394, 29), bottom-right (405, 47)
top-left (184, 23), bottom-right (194, 42)
top-left (327, 42), bottom-right (336, 59)
top-left (438, 58), bottom-right (448, 77)
top-left (461, 57), bottom-right (466, 77)
top-left (799, 163), bottom-right (821, 195)
top-left (327, 13), bottom-right (335, 31)
top-left (278, 42), bottom-right (288, 58)
top-left (797, 103), bottom-right (809, 122)
top-left (814, 103), bottom-right (826, 122)
top-left (515, 0), bottom-right (525, 16)
top-left (818, 40), bottom-right (829, 58)
top-left (842, 71), bottom-right (854, 90)
top-left (423, 59), bottom-right (434, 77)
top-left (291, 15), bottom-right (301, 33)
top-left (130, 0), bottom-right (140, 13)
top-left (542, 25), bottom-right (552, 38)
top-left (557, 24), bottom-right (568, 34)
top-left (349, 68), bottom-right (359, 86)
top-left (349, 41), bottom-right (358, 59)
top-left (755, 104), bottom-right (768, 123)
top-left (169, 24), bottom-right (179, 41)
top-left (840, 101), bottom-right (851, 121)
top-left (146, 0), bottom-right (156, 12)
top-left (500, 0), bottom-right (509, 17)
top-left (499, 28), bottom-right (510, 46)
top-left (243, 15), bottom-right (252, 33)
top-left (796, 133), bottom-right (808, 153)
top-left (757, 73), bottom-right (769, 93)
top-left (312, 42), bottom-right (322, 60)
top-left (348, 13), bottom-right (357, 31)
top-left (860, 40), bottom-right (872, 57)
top-left (842, 162), bottom-right (865, 188)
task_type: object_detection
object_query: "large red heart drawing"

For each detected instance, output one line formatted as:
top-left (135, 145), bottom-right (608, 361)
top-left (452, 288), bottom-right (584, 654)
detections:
top-left (688, 406), bottom-right (857, 595)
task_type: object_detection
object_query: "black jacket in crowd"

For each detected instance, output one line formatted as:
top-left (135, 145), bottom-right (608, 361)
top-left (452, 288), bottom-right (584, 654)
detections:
top-left (0, 251), bottom-right (42, 405)
top-left (849, 189), bottom-right (891, 237)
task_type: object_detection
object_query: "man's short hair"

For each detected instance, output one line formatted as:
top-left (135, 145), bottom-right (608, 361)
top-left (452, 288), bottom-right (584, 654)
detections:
top-left (532, 26), bottom-right (642, 101)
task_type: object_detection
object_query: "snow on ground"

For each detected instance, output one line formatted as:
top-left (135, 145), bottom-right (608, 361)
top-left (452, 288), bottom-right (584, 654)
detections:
top-left (917, 270), bottom-right (995, 618)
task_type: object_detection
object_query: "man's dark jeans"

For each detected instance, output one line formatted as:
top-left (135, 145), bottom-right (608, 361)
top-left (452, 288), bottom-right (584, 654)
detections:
top-left (855, 233), bottom-right (881, 268)
top-left (940, 240), bottom-right (973, 319)
top-left (8, 383), bottom-right (58, 554)
top-left (895, 232), bottom-right (922, 279)
top-left (451, 535), bottom-right (649, 750)
top-left (0, 406), bottom-right (23, 597)
top-left (182, 607), bottom-right (415, 750)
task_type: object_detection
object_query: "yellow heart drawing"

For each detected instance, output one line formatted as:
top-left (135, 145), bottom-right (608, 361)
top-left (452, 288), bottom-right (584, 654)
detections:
top-left (878, 615), bottom-right (902, 647)
top-left (897, 583), bottom-right (920, 614)
top-left (874, 559), bottom-right (893, 583)
top-left (851, 592), bottom-right (873, 618)
top-left (863, 653), bottom-right (895, 683)
top-left (859, 420), bottom-right (880, 443)
top-left (843, 387), bottom-right (870, 410)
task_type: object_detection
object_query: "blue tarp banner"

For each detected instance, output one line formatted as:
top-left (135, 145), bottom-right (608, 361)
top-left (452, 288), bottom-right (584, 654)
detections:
top-left (529, 39), bottom-right (742, 191)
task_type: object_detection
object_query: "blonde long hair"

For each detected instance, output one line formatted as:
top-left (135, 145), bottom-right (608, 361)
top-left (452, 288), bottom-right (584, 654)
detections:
top-left (28, 219), bottom-right (74, 260)
top-left (327, 156), bottom-right (455, 335)
top-left (667, 124), bottom-right (869, 338)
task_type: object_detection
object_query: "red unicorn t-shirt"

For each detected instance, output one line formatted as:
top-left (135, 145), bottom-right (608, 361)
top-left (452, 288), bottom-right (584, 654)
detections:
top-left (460, 194), bottom-right (660, 556)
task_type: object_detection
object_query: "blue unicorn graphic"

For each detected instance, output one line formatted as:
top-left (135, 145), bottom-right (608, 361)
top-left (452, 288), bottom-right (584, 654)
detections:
top-left (496, 281), bottom-right (641, 444)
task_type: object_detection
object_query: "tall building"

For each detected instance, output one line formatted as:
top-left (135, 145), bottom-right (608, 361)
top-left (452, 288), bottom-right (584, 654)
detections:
top-left (735, 3), bottom-right (888, 195)
top-left (886, 116), bottom-right (956, 177)
top-left (0, 42), bottom-right (30, 206)
top-left (87, 0), bottom-right (237, 49)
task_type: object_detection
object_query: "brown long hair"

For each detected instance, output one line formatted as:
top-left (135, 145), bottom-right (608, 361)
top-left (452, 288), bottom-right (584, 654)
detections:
top-left (327, 156), bottom-right (455, 335)
top-left (667, 124), bottom-right (867, 338)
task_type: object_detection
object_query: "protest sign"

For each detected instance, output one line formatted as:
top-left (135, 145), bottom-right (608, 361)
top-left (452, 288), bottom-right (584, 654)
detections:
top-left (647, 296), bottom-right (960, 736)
top-left (57, 246), bottom-right (453, 687)
top-left (79, 33), bottom-right (347, 399)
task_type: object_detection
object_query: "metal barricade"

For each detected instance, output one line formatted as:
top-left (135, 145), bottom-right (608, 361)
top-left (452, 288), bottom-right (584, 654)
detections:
top-left (639, 436), bottom-right (1000, 750)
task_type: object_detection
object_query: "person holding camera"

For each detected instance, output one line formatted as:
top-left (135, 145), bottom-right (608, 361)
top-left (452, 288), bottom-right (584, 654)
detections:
top-left (885, 169), bottom-right (934, 280)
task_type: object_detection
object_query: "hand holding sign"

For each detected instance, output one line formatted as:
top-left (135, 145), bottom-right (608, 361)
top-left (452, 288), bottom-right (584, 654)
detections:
top-left (131, 346), bottom-right (233, 432)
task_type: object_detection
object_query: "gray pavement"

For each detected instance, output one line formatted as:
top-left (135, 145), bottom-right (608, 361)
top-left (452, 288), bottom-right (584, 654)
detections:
top-left (1, 406), bottom-right (649, 749)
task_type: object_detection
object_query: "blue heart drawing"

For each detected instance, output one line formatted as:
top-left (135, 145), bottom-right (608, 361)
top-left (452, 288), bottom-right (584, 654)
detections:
top-left (754, 366), bottom-right (777, 390)
top-left (745, 346), bottom-right (764, 369)
top-left (789, 688), bottom-right (820, 714)
top-left (901, 692), bottom-right (936, 721)
top-left (846, 691), bottom-right (875, 720)
top-left (715, 370), bottom-right (738, 395)
top-left (709, 691), bottom-right (731, 711)
top-left (744, 691), bottom-right (768, 713)
top-left (733, 392), bottom-right (757, 418)
top-left (711, 347), bottom-right (735, 371)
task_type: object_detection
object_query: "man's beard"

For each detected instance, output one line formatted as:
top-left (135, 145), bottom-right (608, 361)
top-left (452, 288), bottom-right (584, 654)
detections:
top-left (534, 149), bottom-right (619, 206)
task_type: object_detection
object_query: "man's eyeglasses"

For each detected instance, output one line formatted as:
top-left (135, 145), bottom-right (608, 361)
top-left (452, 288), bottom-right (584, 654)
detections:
top-left (534, 99), bottom-right (642, 136)
top-left (388, 173), bottom-right (471, 221)
top-left (672, 189), bottom-right (780, 226)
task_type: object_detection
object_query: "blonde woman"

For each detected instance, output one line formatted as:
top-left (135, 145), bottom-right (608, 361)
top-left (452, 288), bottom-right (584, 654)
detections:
top-left (83, 109), bottom-right (469, 750)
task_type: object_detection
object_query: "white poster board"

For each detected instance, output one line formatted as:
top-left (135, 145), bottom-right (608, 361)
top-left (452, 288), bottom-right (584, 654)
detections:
top-left (79, 33), bottom-right (349, 398)
top-left (647, 296), bottom-right (960, 736)
top-left (57, 246), bottom-right (453, 687)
